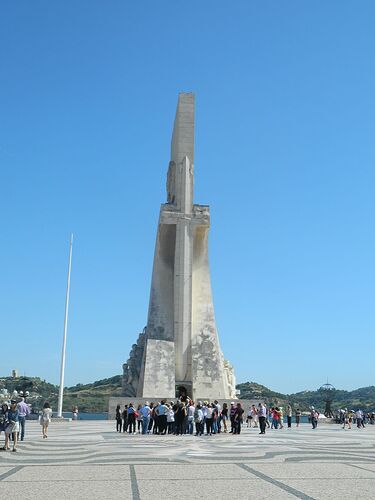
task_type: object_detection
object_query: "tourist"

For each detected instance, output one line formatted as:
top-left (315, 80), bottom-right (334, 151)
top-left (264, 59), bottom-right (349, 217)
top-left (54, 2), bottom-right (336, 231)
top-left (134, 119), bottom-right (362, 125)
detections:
top-left (279, 407), bottom-right (284, 429)
top-left (295, 408), bottom-right (301, 427)
top-left (115, 404), bottom-right (122, 432)
top-left (152, 403), bottom-right (160, 434)
top-left (122, 404), bottom-right (128, 432)
top-left (233, 403), bottom-right (244, 434)
top-left (213, 400), bottom-right (221, 433)
top-left (148, 403), bottom-right (154, 433)
top-left (286, 405), bottom-right (292, 429)
top-left (156, 400), bottom-right (168, 435)
top-left (356, 409), bottom-right (364, 428)
top-left (166, 404), bottom-right (175, 434)
top-left (39, 402), bottom-right (52, 439)
top-left (310, 406), bottom-right (318, 429)
top-left (265, 404), bottom-right (270, 428)
top-left (343, 409), bottom-right (353, 430)
top-left (136, 404), bottom-right (143, 433)
top-left (140, 402), bottom-right (151, 435)
top-left (202, 401), bottom-right (208, 431)
top-left (194, 402), bottom-right (204, 436)
top-left (174, 402), bottom-right (186, 435)
top-left (4, 400), bottom-right (19, 451)
top-left (0, 403), bottom-right (9, 447)
top-left (17, 397), bottom-right (30, 441)
top-left (258, 402), bottom-right (267, 435)
top-left (127, 403), bottom-right (136, 434)
top-left (272, 407), bottom-right (281, 429)
top-left (229, 402), bottom-right (236, 433)
top-left (246, 406), bottom-right (252, 427)
top-left (250, 404), bottom-right (258, 428)
top-left (221, 403), bottom-right (228, 432)
top-left (205, 403), bottom-right (214, 435)
top-left (187, 400), bottom-right (195, 435)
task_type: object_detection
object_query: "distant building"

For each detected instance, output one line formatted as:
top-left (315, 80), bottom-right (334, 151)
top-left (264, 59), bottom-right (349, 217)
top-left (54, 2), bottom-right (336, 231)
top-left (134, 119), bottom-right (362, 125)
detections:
top-left (12, 369), bottom-right (19, 378)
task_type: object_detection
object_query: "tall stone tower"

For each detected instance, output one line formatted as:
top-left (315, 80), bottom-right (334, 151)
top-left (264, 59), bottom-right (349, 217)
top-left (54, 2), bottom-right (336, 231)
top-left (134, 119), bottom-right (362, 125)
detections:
top-left (122, 93), bottom-right (236, 401)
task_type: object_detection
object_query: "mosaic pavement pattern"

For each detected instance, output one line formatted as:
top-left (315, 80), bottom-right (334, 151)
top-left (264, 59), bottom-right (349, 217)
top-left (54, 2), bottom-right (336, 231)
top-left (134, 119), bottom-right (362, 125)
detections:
top-left (0, 421), bottom-right (375, 499)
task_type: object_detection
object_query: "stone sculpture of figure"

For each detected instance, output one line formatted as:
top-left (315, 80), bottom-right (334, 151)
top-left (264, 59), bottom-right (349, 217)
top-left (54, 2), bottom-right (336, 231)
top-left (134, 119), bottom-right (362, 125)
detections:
top-left (224, 360), bottom-right (237, 400)
top-left (166, 161), bottom-right (176, 204)
top-left (122, 328), bottom-right (147, 396)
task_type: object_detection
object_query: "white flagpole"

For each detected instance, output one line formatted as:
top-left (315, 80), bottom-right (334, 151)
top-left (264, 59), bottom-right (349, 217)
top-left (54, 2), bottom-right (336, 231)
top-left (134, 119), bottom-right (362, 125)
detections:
top-left (57, 233), bottom-right (73, 418)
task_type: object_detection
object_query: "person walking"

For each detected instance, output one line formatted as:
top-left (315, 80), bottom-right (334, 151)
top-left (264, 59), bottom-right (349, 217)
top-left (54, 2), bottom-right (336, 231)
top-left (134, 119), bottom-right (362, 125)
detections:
top-left (17, 397), bottom-right (30, 441)
top-left (39, 402), bottom-right (52, 439)
top-left (286, 405), bottom-right (292, 429)
top-left (115, 404), bottom-right (122, 432)
top-left (310, 406), bottom-right (318, 429)
top-left (258, 403), bottom-right (267, 435)
top-left (4, 400), bottom-right (19, 452)
top-left (295, 408), bottom-right (301, 427)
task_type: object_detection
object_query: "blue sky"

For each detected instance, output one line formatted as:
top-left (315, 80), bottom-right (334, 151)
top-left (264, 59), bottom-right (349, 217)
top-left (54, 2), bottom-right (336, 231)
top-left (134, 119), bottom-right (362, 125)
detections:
top-left (1, 1), bottom-right (374, 393)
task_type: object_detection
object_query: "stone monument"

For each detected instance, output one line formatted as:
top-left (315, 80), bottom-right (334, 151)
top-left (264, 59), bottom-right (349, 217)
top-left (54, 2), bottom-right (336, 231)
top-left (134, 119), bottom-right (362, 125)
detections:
top-left (122, 93), bottom-right (236, 401)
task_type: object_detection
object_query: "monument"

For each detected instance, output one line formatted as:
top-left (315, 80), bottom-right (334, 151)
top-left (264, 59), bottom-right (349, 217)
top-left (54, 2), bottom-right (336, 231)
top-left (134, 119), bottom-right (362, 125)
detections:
top-left (122, 93), bottom-right (236, 401)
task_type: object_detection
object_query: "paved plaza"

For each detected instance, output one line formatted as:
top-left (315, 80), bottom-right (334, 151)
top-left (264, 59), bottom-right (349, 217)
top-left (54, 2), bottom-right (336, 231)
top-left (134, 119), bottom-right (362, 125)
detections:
top-left (0, 421), bottom-right (375, 499)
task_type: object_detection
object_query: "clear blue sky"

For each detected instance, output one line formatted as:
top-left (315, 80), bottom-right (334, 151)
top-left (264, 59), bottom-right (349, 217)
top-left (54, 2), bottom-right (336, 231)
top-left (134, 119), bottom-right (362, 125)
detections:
top-left (1, 1), bottom-right (374, 393)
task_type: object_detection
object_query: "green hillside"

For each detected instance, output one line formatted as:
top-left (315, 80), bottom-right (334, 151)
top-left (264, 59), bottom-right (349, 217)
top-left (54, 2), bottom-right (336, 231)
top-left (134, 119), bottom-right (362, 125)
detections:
top-left (237, 381), bottom-right (375, 412)
top-left (0, 375), bottom-right (122, 413)
top-left (1, 375), bottom-right (374, 413)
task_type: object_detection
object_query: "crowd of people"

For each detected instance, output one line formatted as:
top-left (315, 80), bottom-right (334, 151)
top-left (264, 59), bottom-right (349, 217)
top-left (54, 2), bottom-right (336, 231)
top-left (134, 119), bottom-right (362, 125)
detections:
top-left (0, 398), bottom-right (52, 451)
top-left (115, 400), bottom-right (304, 436)
top-left (116, 399), bottom-right (375, 436)
top-left (337, 408), bottom-right (375, 429)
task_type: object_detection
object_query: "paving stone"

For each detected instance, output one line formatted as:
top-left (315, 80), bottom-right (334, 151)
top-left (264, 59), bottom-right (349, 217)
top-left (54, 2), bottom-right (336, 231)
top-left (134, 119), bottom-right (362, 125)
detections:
top-left (278, 479), bottom-right (375, 500)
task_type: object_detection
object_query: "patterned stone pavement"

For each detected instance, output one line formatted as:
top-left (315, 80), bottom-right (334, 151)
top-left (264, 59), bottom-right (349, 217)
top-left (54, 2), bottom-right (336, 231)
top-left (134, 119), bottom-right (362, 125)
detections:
top-left (0, 421), bottom-right (375, 499)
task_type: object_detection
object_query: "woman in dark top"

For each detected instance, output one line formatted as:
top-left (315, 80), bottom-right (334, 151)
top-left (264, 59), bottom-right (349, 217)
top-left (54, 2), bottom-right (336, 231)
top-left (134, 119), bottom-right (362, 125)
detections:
top-left (122, 405), bottom-right (128, 432)
top-left (221, 403), bottom-right (228, 433)
top-left (0, 403), bottom-right (8, 444)
top-left (115, 405), bottom-right (122, 432)
top-left (174, 402), bottom-right (186, 435)
top-left (4, 400), bottom-right (19, 452)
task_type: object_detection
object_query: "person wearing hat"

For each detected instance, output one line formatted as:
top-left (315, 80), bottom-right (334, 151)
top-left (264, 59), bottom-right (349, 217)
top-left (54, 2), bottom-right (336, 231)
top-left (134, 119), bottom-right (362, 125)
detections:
top-left (3, 400), bottom-right (19, 452)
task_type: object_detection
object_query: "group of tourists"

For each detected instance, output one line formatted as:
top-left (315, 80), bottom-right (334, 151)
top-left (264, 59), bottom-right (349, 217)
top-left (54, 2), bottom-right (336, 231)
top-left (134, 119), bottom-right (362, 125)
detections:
top-left (0, 398), bottom-right (53, 451)
top-left (338, 408), bottom-right (373, 429)
top-left (115, 400), bottom-right (287, 436)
